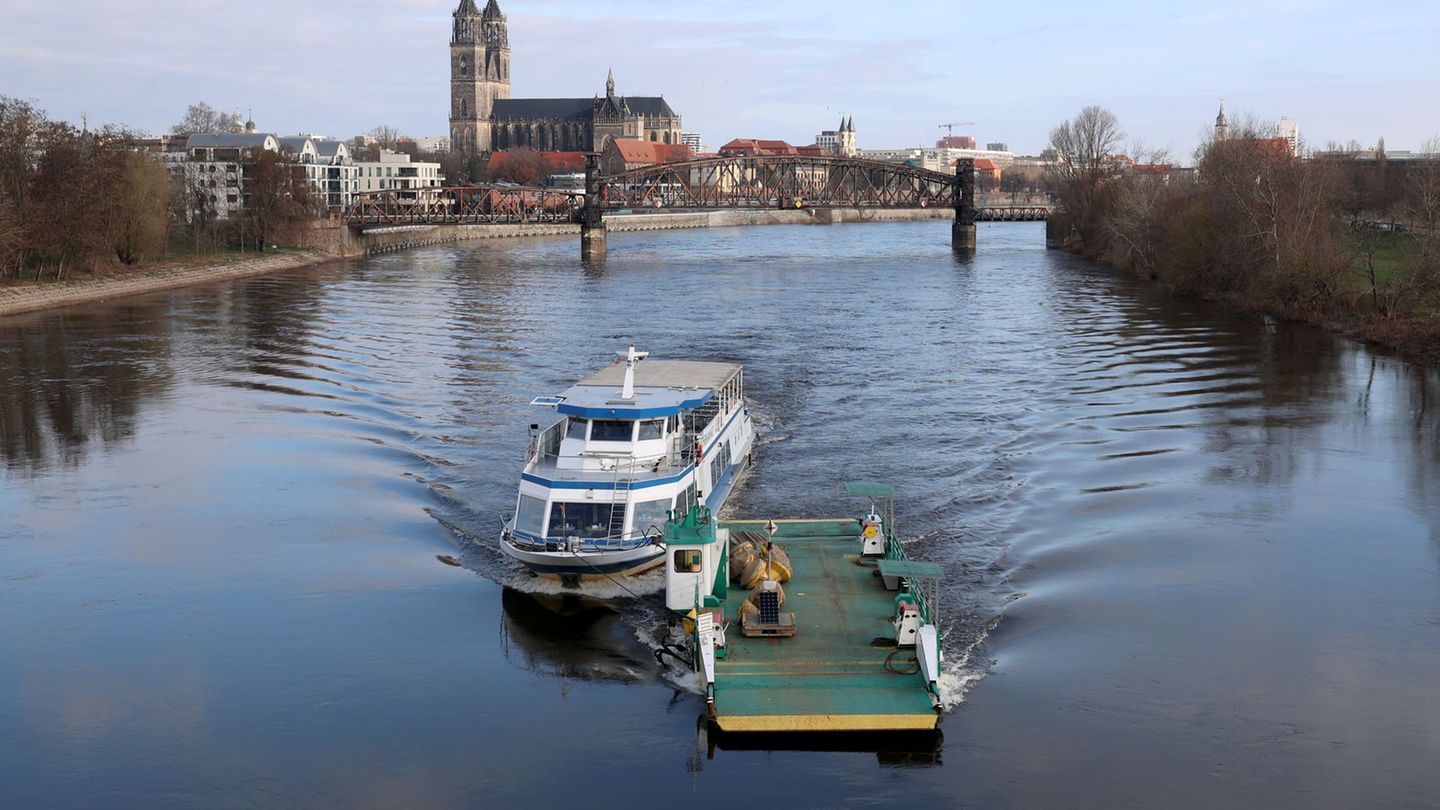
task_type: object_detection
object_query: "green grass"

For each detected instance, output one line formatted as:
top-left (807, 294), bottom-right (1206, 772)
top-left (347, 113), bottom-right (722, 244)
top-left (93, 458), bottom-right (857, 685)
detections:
top-left (1353, 229), bottom-right (1418, 288)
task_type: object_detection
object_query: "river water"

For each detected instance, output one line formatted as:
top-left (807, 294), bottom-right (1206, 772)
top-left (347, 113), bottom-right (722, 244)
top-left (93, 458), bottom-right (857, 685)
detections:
top-left (2, 222), bottom-right (1439, 808)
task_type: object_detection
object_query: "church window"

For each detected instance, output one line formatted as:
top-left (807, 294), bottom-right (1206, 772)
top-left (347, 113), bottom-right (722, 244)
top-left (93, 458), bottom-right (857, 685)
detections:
top-left (461, 98), bottom-right (468, 117)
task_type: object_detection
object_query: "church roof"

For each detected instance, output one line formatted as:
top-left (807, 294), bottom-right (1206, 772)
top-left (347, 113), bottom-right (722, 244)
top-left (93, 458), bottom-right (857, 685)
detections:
top-left (493, 98), bottom-right (593, 121)
top-left (491, 96), bottom-right (678, 122)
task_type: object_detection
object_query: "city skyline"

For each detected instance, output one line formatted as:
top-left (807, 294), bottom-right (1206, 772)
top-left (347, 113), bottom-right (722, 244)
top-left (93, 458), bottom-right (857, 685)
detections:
top-left (4, 0), bottom-right (1438, 159)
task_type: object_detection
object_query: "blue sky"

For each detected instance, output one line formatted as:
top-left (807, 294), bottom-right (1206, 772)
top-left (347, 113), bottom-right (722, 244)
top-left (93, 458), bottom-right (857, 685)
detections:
top-left (4, 0), bottom-right (1437, 161)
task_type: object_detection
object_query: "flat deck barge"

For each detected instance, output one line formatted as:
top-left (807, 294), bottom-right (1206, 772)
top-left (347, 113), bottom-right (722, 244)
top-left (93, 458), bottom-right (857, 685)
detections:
top-left (664, 496), bottom-right (944, 735)
top-left (713, 519), bottom-right (940, 732)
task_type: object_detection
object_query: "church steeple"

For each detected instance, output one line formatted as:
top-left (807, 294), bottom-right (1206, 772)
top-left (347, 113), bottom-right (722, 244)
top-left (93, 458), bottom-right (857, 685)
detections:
top-left (1214, 99), bottom-right (1229, 142)
top-left (606, 68), bottom-right (616, 99)
top-left (451, 0), bottom-right (510, 154)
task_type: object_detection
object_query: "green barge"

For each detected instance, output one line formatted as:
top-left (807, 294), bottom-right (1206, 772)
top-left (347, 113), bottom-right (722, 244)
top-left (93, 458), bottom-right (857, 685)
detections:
top-left (663, 485), bottom-right (944, 733)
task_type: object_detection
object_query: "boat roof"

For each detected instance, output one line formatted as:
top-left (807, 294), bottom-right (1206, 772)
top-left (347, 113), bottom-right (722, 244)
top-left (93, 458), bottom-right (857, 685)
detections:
top-left (577, 360), bottom-right (740, 390)
top-left (554, 360), bottom-right (741, 420)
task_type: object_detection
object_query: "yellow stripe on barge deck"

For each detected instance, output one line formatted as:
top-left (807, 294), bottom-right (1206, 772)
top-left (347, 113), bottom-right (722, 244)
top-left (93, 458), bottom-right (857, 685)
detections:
top-left (711, 519), bottom-right (941, 734)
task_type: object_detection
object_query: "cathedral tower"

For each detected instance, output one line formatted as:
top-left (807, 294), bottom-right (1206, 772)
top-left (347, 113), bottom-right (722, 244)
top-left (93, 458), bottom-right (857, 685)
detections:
top-left (451, 0), bottom-right (511, 154)
top-left (1214, 100), bottom-right (1229, 142)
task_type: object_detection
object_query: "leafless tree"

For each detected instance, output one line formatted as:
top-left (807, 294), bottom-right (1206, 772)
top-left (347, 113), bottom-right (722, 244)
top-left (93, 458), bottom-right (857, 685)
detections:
top-left (172, 102), bottom-right (243, 136)
top-left (1048, 105), bottom-right (1125, 244)
top-left (369, 125), bottom-right (404, 148)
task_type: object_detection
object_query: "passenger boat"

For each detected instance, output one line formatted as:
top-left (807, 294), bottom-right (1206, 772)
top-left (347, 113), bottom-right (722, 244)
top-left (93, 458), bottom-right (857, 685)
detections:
top-left (500, 347), bottom-right (756, 582)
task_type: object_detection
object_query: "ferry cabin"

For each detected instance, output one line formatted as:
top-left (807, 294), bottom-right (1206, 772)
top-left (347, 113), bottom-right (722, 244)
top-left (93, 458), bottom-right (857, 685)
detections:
top-left (505, 359), bottom-right (754, 575)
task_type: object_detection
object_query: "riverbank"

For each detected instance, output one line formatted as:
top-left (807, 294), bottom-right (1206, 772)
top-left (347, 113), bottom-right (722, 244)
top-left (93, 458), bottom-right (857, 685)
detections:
top-left (1054, 231), bottom-right (1440, 364)
top-left (0, 250), bottom-right (336, 318)
top-left (1, 208), bottom-right (956, 317)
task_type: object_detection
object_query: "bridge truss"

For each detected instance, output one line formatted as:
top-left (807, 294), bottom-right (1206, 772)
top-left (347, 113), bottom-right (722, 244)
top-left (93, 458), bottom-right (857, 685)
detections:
top-left (345, 186), bottom-right (582, 226)
top-left (594, 155), bottom-right (957, 211)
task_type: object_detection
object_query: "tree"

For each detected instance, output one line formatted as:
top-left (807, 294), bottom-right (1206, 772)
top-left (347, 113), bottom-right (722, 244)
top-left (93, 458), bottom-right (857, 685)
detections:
top-left (241, 149), bottom-right (318, 252)
top-left (369, 125), bottom-right (403, 148)
top-left (489, 148), bottom-right (545, 185)
top-left (109, 152), bottom-right (170, 264)
top-left (172, 102), bottom-right (243, 136)
top-left (1047, 106), bottom-right (1125, 245)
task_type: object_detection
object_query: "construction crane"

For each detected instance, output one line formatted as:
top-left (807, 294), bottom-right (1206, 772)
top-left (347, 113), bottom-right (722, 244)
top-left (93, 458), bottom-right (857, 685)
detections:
top-left (938, 122), bottom-right (976, 136)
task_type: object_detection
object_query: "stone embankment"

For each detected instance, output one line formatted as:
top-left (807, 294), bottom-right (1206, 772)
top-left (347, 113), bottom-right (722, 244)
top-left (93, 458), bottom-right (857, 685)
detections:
top-left (0, 252), bottom-right (330, 318)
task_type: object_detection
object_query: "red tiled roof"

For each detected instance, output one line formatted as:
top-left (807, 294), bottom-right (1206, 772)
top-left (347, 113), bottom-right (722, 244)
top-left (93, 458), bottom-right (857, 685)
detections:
top-left (609, 140), bottom-right (692, 166)
top-left (973, 158), bottom-right (1000, 171)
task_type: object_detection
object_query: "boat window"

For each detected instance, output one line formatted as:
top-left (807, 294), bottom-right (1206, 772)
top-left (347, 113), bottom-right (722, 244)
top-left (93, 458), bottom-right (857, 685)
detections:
top-left (675, 482), bottom-right (698, 517)
top-left (673, 549), bottom-right (702, 573)
top-left (566, 418), bottom-right (588, 440)
top-left (637, 419), bottom-right (664, 440)
top-left (547, 502), bottom-right (617, 539)
top-left (590, 420), bottom-right (634, 442)
top-left (632, 497), bottom-right (670, 534)
top-left (516, 495), bottom-right (547, 535)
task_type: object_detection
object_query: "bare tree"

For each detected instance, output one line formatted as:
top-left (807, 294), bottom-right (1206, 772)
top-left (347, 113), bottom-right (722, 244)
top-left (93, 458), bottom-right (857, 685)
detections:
top-left (1048, 105), bottom-right (1125, 245)
top-left (369, 125), bottom-right (404, 148)
top-left (172, 102), bottom-right (243, 136)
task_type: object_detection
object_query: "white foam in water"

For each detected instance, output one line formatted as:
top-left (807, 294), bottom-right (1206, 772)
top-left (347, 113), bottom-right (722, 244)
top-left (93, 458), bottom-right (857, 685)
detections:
top-left (633, 623), bottom-right (705, 694)
top-left (937, 647), bottom-right (987, 710)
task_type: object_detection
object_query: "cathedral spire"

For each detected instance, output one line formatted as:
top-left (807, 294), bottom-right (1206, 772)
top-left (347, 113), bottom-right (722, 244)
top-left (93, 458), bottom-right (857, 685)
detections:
top-left (606, 68), bottom-right (616, 98)
top-left (1214, 99), bottom-right (1229, 142)
top-left (482, 0), bottom-right (503, 19)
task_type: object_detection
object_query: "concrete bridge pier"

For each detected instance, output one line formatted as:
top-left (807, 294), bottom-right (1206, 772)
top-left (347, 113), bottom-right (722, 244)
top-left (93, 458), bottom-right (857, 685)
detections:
top-left (581, 152), bottom-right (607, 261)
top-left (581, 221), bottom-right (607, 262)
top-left (953, 158), bottom-right (977, 255)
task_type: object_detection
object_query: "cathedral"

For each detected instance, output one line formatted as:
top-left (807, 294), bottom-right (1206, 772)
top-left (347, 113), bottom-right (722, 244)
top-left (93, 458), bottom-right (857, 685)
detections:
top-left (449, 0), bottom-right (683, 154)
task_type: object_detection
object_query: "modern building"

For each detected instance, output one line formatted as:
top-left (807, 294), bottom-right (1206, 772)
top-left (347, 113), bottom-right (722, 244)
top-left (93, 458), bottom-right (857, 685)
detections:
top-left (415, 135), bottom-right (451, 153)
top-left (679, 132), bottom-right (704, 154)
top-left (1277, 117), bottom-right (1300, 156)
top-left (449, 0), bottom-right (682, 153)
top-left (355, 149), bottom-right (443, 197)
top-left (166, 132), bottom-right (365, 218)
top-left (859, 144), bottom-right (1015, 172)
top-left (986, 142), bottom-right (1009, 153)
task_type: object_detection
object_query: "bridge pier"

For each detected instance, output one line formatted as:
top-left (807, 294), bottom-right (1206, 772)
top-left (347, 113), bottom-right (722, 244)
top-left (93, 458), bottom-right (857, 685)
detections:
top-left (581, 153), bottom-right (606, 261)
top-left (581, 222), bottom-right (607, 261)
top-left (953, 158), bottom-right (976, 255)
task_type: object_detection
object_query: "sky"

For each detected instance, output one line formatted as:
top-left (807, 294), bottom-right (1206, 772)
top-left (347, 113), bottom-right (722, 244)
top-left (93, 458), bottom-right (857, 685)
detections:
top-left (4, 0), bottom-right (1438, 162)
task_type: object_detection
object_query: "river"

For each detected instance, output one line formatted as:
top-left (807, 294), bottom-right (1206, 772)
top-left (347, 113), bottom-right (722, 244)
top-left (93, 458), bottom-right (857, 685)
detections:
top-left (2, 222), bottom-right (1439, 808)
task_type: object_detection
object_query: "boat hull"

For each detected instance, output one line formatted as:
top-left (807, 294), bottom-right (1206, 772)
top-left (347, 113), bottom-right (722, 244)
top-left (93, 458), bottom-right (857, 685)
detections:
top-left (499, 538), bottom-right (666, 581)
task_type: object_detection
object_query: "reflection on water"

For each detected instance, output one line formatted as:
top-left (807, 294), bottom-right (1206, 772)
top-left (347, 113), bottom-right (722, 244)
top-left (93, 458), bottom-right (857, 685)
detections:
top-left (499, 589), bottom-right (657, 684)
top-left (3, 222), bottom-right (1440, 807)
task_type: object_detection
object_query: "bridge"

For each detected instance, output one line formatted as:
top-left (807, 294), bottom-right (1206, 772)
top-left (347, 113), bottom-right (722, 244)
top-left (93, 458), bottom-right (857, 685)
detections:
top-left (343, 156), bottom-right (1052, 257)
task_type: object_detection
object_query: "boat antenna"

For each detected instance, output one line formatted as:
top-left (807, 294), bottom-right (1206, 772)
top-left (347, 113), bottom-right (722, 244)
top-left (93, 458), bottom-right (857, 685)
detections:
top-left (618, 345), bottom-right (649, 399)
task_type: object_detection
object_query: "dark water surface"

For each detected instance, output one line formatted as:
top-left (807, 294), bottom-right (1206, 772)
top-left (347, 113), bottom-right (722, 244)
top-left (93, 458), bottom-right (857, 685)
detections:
top-left (3, 222), bottom-right (1439, 808)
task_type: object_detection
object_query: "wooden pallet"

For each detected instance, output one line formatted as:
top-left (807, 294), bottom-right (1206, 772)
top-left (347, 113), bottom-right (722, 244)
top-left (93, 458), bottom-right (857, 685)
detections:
top-left (741, 612), bottom-right (797, 637)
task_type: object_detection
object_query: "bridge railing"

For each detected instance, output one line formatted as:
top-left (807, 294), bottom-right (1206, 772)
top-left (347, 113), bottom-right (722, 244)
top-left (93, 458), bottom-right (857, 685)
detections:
top-left (345, 185), bottom-right (583, 226)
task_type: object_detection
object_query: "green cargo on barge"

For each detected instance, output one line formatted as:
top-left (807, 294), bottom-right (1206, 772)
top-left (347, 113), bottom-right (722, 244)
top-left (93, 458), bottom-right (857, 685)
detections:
top-left (663, 488), bottom-right (944, 734)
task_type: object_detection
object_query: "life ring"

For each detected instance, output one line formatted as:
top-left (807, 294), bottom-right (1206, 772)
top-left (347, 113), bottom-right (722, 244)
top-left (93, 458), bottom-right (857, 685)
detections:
top-left (694, 440), bottom-right (704, 463)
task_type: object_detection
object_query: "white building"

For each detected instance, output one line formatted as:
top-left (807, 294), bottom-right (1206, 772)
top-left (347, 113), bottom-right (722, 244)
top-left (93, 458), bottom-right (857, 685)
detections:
top-left (355, 149), bottom-right (444, 198)
top-left (278, 136), bottom-right (361, 211)
top-left (679, 132), bottom-right (704, 154)
top-left (858, 144), bottom-right (1015, 172)
top-left (1277, 117), bottom-right (1300, 156)
top-left (415, 135), bottom-right (451, 153)
top-left (168, 132), bottom-right (362, 220)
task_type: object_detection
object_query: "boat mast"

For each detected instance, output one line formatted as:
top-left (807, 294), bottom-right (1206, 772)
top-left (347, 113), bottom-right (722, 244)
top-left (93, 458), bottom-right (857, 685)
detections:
top-left (619, 345), bottom-right (649, 400)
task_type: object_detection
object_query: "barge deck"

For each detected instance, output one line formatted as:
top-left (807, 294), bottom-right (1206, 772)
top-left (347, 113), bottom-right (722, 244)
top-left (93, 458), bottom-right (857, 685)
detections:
top-left (708, 518), bottom-right (941, 733)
